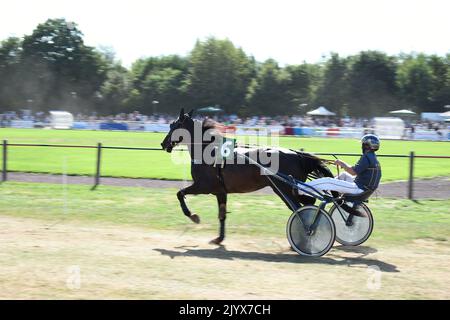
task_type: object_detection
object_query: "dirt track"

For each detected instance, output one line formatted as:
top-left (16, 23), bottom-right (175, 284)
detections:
top-left (2, 173), bottom-right (449, 299)
top-left (7, 172), bottom-right (450, 199)
top-left (1, 215), bottom-right (449, 299)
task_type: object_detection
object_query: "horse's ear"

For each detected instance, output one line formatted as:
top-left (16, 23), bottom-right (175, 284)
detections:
top-left (187, 109), bottom-right (194, 118)
top-left (179, 108), bottom-right (185, 118)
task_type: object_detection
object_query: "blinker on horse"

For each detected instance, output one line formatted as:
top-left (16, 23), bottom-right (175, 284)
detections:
top-left (161, 108), bottom-right (334, 245)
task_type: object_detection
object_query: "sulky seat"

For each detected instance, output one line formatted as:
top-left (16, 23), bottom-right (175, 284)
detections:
top-left (337, 189), bottom-right (375, 217)
top-left (342, 189), bottom-right (374, 203)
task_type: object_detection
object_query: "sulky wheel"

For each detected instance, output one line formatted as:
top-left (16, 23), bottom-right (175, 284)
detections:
top-left (329, 203), bottom-right (374, 246)
top-left (286, 205), bottom-right (336, 257)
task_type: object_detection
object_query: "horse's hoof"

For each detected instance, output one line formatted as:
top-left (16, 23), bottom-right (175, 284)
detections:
top-left (189, 214), bottom-right (200, 224)
top-left (209, 237), bottom-right (224, 245)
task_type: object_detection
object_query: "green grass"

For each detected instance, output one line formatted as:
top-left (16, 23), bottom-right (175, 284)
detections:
top-left (0, 181), bottom-right (449, 245)
top-left (1, 128), bottom-right (450, 181)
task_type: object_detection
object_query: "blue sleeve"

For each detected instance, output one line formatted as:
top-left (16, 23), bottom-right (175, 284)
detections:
top-left (352, 155), bottom-right (370, 174)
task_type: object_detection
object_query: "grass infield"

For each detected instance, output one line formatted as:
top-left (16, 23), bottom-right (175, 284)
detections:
top-left (1, 128), bottom-right (449, 181)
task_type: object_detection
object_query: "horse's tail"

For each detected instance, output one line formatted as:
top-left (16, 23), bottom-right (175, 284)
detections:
top-left (294, 150), bottom-right (340, 198)
top-left (293, 150), bottom-right (334, 179)
top-left (314, 160), bottom-right (334, 178)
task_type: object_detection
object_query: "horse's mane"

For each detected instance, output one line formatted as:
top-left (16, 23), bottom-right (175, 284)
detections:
top-left (202, 118), bottom-right (221, 130)
top-left (201, 118), bottom-right (225, 136)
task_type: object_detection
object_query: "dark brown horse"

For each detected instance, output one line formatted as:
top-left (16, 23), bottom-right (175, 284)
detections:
top-left (161, 109), bottom-right (334, 244)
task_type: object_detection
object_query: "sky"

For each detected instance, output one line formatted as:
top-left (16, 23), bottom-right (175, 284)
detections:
top-left (1, 0), bottom-right (449, 68)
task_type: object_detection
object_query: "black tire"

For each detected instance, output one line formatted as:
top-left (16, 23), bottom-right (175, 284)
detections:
top-left (329, 203), bottom-right (374, 246)
top-left (286, 205), bottom-right (336, 257)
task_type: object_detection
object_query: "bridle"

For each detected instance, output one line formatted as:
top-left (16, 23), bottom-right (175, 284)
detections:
top-left (165, 116), bottom-right (189, 149)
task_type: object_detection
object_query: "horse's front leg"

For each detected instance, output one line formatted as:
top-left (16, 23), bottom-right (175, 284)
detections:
top-left (210, 193), bottom-right (227, 245)
top-left (177, 183), bottom-right (206, 224)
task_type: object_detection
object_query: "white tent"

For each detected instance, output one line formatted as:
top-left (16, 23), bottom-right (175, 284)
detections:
top-left (389, 109), bottom-right (416, 115)
top-left (422, 112), bottom-right (446, 122)
top-left (306, 106), bottom-right (336, 116)
top-left (373, 117), bottom-right (405, 139)
top-left (439, 111), bottom-right (450, 118)
top-left (49, 111), bottom-right (73, 129)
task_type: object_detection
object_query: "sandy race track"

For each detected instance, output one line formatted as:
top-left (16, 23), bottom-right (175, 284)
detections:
top-left (1, 215), bottom-right (449, 300)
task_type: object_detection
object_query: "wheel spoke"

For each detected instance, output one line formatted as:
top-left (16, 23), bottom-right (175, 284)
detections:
top-left (331, 204), bottom-right (373, 246)
top-left (287, 206), bottom-right (335, 257)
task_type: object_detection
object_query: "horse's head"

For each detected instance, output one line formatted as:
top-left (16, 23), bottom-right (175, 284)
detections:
top-left (161, 108), bottom-right (194, 153)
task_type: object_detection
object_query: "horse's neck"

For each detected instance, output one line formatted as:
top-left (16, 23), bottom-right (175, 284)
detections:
top-left (186, 120), bottom-right (224, 162)
top-left (185, 120), bottom-right (206, 161)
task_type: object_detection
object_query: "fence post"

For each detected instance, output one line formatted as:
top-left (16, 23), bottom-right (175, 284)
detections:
top-left (92, 142), bottom-right (102, 190)
top-left (2, 140), bottom-right (7, 182)
top-left (408, 151), bottom-right (414, 200)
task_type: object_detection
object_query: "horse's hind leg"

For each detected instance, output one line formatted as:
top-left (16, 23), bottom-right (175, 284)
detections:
top-left (210, 193), bottom-right (227, 245)
top-left (177, 183), bottom-right (207, 224)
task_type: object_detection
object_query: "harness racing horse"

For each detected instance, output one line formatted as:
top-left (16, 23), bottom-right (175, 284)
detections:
top-left (160, 109), bottom-right (334, 245)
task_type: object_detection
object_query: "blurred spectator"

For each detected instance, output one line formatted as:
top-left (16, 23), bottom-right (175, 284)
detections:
top-left (1, 109), bottom-right (449, 139)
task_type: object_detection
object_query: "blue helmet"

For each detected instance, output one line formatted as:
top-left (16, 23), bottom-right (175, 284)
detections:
top-left (361, 134), bottom-right (380, 151)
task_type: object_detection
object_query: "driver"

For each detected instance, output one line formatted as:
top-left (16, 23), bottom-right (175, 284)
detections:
top-left (298, 134), bottom-right (382, 196)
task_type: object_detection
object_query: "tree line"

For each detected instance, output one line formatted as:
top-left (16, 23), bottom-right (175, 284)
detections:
top-left (0, 18), bottom-right (449, 117)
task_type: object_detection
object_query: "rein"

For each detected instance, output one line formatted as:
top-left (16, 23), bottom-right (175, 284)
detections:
top-left (331, 154), bottom-right (340, 176)
top-left (168, 116), bottom-right (339, 167)
top-left (173, 140), bottom-right (338, 166)
top-left (225, 142), bottom-right (338, 166)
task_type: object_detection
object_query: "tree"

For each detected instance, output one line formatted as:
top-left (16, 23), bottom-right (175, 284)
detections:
top-left (0, 37), bottom-right (23, 110)
top-left (428, 55), bottom-right (450, 110)
top-left (245, 59), bottom-right (291, 115)
top-left (98, 63), bottom-right (131, 115)
top-left (20, 18), bottom-right (107, 112)
top-left (284, 64), bottom-right (312, 114)
top-left (314, 53), bottom-right (349, 116)
top-left (186, 37), bottom-right (255, 113)
top-left (128, 55), bottom-right (189, 114)
top-left (397, 54), bottom-right (434, 111)
top-left (1, 21), bottom-right (449, 117)
top-left (347, 51), bottom-right (399, 116)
